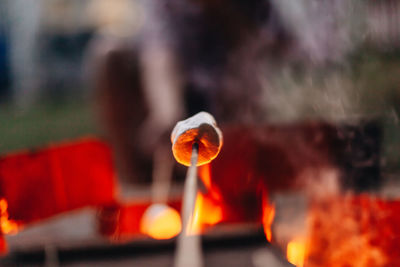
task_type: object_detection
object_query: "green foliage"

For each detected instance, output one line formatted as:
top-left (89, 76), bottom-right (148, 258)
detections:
top-left (0, 100), bottom-right (99, 154)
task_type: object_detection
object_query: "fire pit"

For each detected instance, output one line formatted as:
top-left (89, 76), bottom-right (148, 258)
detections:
top-left (0, 119), bottom-right (394, 267)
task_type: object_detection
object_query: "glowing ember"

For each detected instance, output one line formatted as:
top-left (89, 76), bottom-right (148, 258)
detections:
top-left (279, 194), bottom-right (400, 267)
top-left (287, 238), bottom-right (306, 267)
top-left (140, 204), bottom-right (182, 240)
top-left (0, 199), bottom-right (19, 235)
top-left (304, 195), bottom-right (399, 267)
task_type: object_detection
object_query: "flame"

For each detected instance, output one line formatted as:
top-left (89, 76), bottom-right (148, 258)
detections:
top-left (199, 164), bottom-right (212, 189)
top-left (262, 201), bottom-right (275, 242)
top-left (189, 192), bottom-right (223, 234)
top-left (198, 164), bottom-right (221, 201)
top-left (287, 238), bottom-right (307, 267)
top-left (140, 204), bottom-right (182, 240)
top-left (188, 164), bottom-right (223, 234)
top-left (304, 195), bottom-right (395, 267)
top-left (0, 199), bottom-right (19, 235)
top-left (261, 189), bottom-right (275, 242)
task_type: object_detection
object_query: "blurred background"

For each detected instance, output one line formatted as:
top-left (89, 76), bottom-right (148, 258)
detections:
top-left (0, 0), bottom-right (399, 174)
top-left (0, 0), bottom-right (400, 266)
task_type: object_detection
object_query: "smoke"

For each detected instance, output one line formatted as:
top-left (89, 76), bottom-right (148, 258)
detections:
top-left (272, 0), bottom-right (366, 64)
top-left (262, 69), bottom-right (363, 122)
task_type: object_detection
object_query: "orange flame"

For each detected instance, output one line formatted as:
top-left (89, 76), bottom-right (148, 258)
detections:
top-left (262, 202), bottom-right (275, 242)
top-left (287, 238), bottom-right (307, 267)
top-left (303, 195), bottom-right (395, 267)
top-left (188, 164), bottom-right (223, 234)
top-left (189, 192), bottom-right (223, 234)
top-left (0, 199), bottom-right (19, 235)
top-left (198, 164), bottom-right (222, 201)
top-left (261, 190), bottom-right (275, 242)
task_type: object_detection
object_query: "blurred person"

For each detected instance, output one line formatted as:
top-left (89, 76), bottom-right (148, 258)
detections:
top-left (89, 0), bottom-right (389, 188)
top-left (88, 0), bottom-right (290, 184)
top-left (88, 0), bottom-right (182, 184)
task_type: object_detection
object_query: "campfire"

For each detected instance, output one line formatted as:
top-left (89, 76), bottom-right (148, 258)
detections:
top-left (0, 113), bottom-right (396, 267)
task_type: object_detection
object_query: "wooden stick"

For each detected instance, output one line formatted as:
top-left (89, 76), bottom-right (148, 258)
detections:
top-left (174, 143), bottom-right (203, 267)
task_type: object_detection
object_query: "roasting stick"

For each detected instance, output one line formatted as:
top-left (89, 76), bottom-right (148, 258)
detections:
top-left (171, 111), bottom-right (223, 267)
top-left (180, 143), bottom-right (199, 233)
top-left (174, 143), bottom-right (203, 267)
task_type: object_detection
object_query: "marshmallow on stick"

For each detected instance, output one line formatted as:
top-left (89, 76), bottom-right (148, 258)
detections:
top-left (171, 112), bottom-right (223, 166)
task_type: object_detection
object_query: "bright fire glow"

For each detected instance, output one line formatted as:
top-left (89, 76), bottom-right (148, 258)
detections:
top-left (0, 199), bottom-right (19, 235)
top-left (304, 195), bottom-right (394, 266)
top-left (189, 192), bottom-right (223, 235)
top-left (287, 238), bottom-right (307, 267)
top-left (262, 202), bottom-right (275, 242)
top-left (198, 164), bottom-right (222, 201)
top-left (188, 164), bottom-right (224, 235)
top-left (140, 204), bottom-right (182, 240)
